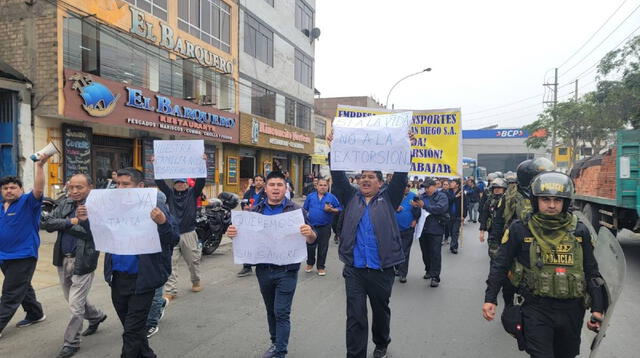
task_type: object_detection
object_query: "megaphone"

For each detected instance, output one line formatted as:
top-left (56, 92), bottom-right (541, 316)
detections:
top-left (30, 142), bottom-right (60, 161)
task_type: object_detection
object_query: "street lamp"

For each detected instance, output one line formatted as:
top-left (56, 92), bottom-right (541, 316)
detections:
top-left (385, 68), bottom-right (432, 108)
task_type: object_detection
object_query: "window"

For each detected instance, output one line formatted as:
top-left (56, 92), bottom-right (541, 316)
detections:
top-left (295, 0), bottom-right (313, 36)
top-left (244, 14), bottom-right (273, 66)
top-left (581, 147), bottom-right (593, 156)
top-left (124, 0), bottom-right (167, 21)
top-left (296, 102), bottom-right (311, 130)
top-left (314, 118), bottom-right (326, 138)
top-left (81, 19), bottom-right (100, 75)
top-left (295, 50), bottom-right (313, 87)
top-left (558, 148), bottom-right (568, 155)
top-left (178, 0), bottom-right (232, 53)
top-left (285, 97), bottom-right (296, 126)
top-left (251, 83), bottom-right (275, 120)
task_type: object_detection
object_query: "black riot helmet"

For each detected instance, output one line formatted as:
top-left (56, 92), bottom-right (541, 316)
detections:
top-left (516, 158), bottom-right (555, 190)
top-left (530, 172), bottom-right (574, 213)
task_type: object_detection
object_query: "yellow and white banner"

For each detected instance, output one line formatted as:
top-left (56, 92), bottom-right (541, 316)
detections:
top-left (335, 105), bottom-right (462, 178)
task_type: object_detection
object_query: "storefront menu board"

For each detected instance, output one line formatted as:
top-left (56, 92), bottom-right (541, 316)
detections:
top-left (62, 124), bottom-right (92, 183)
top-left (205, 144), bottom-right (216, 184)
top-left (227, 156), bottom-right (238, 185)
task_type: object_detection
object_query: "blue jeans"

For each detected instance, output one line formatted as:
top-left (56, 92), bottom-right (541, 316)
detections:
top-left (256, 265), bottom-right (299, 357)
top-left (146, 287), bottom-right (164, 328)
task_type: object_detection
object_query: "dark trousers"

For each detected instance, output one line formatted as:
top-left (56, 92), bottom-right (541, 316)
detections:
top-left (306, 224), bottom-right (331, 269)
top-left (111, 272), bottom-right (156, 358)
top-left (396, 228), bottom-right (415, 277)
top-left (522, 299), bottom-right (585, 358)
top-left (0, 257), bottom-right (44, 333)
top-left (419, 233), bottom-right (442, 280)
top-left (256, 265), bottom-right (298, 357)
top-left (343, 265), bottom-right (395, 358)
top-left (449, 218), bottom-right (462, 250)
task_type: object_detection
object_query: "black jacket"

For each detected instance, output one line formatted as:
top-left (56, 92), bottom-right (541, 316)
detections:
top-left (331, 169), bottom-right (407, 269)
top-left (419, 190), bottom-right (449, 235)
top-left (484, 220), bottom-right (605, 312)
top-left (41, 197), bottom-right (99, 276)
top-left (241, 186), bottom-right (267, 210)
top-left (447, 188), bottom-right (468, 219)
top-left (156, 178), bottom-right (205, 234)
top-left (103, 202), bottom-right (180, 294)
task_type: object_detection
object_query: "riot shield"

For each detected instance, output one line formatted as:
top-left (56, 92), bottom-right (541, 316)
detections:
top-left (589, 227), bottom-right (627, 357)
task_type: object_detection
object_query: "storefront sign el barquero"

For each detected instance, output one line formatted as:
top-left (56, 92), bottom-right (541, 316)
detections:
top-left (63, 70), bottom-right (239, 143)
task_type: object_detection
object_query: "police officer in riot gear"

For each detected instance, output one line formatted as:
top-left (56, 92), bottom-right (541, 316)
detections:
top-left (494, 171), bottom-right (504, 179)
top-left (478, 172), bottom-right (498, 217)
top-left (515, 158), bottom-right (555, 198)
top-left (482, 172), bottom-right (605, 358)
top-left (479, 178), bottom-right (508, 261)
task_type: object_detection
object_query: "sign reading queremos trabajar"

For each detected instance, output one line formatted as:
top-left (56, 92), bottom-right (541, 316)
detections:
top-left (63, 70), bottom-right (239, 143)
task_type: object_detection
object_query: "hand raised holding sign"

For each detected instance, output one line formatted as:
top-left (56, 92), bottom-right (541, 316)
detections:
top-left (226, 225), bottom-right (238, 239)
top-left (150, 207), bottom-right (167, 225)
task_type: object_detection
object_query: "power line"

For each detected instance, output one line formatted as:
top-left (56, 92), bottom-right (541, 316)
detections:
top-left (465, 102), bottom-right (543, 122)
top-left (557, 0), bottom-right (627, 69)
top-left (559, 2), bottom-right (640, 78)
top-left (464, 93), bottom-right (542, 116)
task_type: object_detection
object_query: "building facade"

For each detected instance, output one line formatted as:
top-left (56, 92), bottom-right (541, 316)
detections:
top-left (462, 129), bottom-right (548, 172)
top-left (0, 0), bottom-right (239, 196)
top-left (233, 0), bottom-right (317, 195)
top-left (314, 96), bottom-right (384, 119)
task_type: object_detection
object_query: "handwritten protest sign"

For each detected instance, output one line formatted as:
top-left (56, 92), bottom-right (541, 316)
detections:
top-left (231, 209), bottom-right (307, 265)
top-left (153, 140), bottom-right (207, 179)
top-left (331, 112), bottom-right (412, 172)
top-left (86, 188), bottom-right (161, 255)
top-left (336, 105), bottom-right (462, 178)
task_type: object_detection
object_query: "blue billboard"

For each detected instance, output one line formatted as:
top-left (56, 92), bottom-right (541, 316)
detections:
top-left (462, 129), bottom-right (529, 139)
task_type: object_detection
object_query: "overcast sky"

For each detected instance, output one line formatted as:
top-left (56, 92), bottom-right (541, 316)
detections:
top-left (314, 0), bottom-right (640, 130)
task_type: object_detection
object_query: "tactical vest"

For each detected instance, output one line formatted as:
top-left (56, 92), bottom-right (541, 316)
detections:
top-left (487, 195), bottom-right (504, 233)
top-left (509, 228), bottom-right (586, 299)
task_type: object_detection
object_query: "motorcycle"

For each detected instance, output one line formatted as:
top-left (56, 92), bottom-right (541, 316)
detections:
top-left (196, 192), bottom-right (239, 255)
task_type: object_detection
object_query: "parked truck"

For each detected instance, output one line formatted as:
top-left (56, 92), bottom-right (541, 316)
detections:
top-left (570, 130), bottom-right (639, 235)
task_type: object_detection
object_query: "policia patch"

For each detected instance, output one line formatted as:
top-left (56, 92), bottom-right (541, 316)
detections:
top-left (543, 252), bottom-right (575, 265)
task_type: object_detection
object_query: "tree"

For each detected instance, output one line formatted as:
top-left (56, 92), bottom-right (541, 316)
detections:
top-left (597, 35), bottom-right (640, 129)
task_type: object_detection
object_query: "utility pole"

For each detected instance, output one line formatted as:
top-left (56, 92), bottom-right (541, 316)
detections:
top-left (543, 68), bottom-right (559, 163)
top-left (574, 79), bottom-right (579, 101)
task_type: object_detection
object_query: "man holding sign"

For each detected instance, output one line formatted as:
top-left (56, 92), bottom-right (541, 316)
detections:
top-left (101, 168), bottom-right (180, 358)
top-left (226, 171), bottom-right (316, 358)
top-left (328, 120), bottom-right (411, 358)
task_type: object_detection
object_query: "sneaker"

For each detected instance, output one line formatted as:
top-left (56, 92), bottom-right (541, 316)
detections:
top-left (56, 346), bottom-right (79, 358)
top-left (146, 326), bottom-right (159, 338)
top-left (304, 265), bottom-right (313, 273)
top-left (81, 314), bottom-right (107, 336)
top-left (262, 343), bottom-right (277, 358)
top-left (237, 266), bottom-right (253, 277)
top-left (16, 314), bottom-right (46, 328)
top-left (423, 273), bottom-right (429, 280)
top-left (373, 345), bottom-right (388, 358)
top-left (399, 276), bottom-right (407, 283)
top-left (163, 293), bottom-right (176, 302)
top-left (192, 281), bottom-right (203, 292)
top-left (450, 248), bottom-right (458, 254)
top-left (159, 297), bottom-right (169, 321)
top-left (317, 269), bottom-right (326, 276)
top-left (430, 278), bottom-right (440, 287)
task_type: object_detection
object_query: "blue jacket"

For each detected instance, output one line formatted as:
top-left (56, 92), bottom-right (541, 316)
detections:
top-left (252, 199), bottom-right (312, 271)
top-left (331, 169), bottom-right (407, 269)
top-left (420, 190), bottom-right (449, 235)
top-left (103, 196), bottom-right (180, 294)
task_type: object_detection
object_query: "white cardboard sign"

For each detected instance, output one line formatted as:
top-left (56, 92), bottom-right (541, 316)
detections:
top-left (153, 140), bottom-right (207, 179)
top-left (330, 112), bottom-right (412, 172)
top-left (231, 209), bottom-right (307, 265)
top-left (86, 188), bottom-right (161, 255)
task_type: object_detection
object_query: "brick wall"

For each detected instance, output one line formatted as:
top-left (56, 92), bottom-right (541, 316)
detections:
top-left (0, 0), bottom-right (58, 115)
top-left (574, 147), bottom-right (617, 199)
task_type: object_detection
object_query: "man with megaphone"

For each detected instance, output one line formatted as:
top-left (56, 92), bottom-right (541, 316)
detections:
top-left (0, 151), bottom-right (53, 338)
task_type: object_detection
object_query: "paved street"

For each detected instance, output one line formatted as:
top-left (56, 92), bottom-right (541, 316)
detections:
top-left (1, 223), bottom-right (639, 357)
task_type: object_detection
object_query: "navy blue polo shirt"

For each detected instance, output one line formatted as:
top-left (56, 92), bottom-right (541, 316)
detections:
top-left (251, 190), bottom-right (265, 207)
top-left (263, 199), bottom-right (287, 216)
top-left (303, 191), bottom-right (341, 226)
top-left (0, 192), bottom-right (42, 260)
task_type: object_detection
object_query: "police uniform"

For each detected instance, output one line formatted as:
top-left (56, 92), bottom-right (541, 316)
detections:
top-left (484, 172), bottom-right (605, 358)
top-left (479, 179), bottom-right (508, 261)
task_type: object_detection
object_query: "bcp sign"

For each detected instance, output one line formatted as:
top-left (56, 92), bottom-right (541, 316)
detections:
top-left (462, 129), bottom-right (529, 139)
